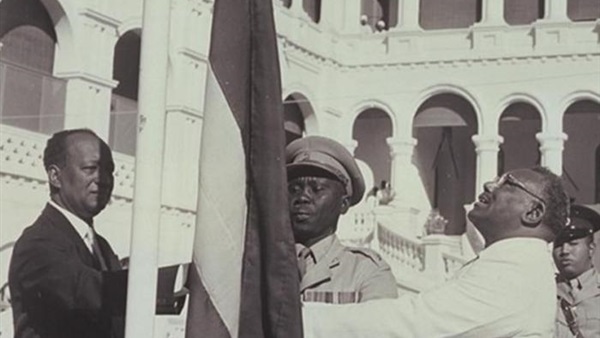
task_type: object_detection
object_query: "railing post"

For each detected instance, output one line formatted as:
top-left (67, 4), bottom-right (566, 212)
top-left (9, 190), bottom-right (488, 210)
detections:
top-left (422, 235), bottom-right (445, 283)
top-left (422, 235), bottom-right (462, 283)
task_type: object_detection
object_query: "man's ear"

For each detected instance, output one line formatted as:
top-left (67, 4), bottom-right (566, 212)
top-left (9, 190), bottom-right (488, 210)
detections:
top-left (521, 201), bottom-right (545, 227)
top-left (340, 195), bottom-right (351, 215)
top-left (47, 164), bottom-right (62, 190)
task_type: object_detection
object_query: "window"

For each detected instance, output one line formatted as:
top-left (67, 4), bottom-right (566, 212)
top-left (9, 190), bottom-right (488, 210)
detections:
top-left (504, 0), bottom-right (544, 25)
top-left (303, 0), bottom-right (321, 23)
top-left (0, 0), bottom-right (64, 134)
top-left (360, 0), bottom-right (398, 32)
top-left (568, 0), bottom-right (600, 21)
top-left (110, 31), bottom-right (141, 156)
top-left (419, 0), bottom-right (480, 30)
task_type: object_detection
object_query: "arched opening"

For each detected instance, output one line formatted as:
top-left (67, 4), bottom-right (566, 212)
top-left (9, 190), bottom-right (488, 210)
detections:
top-left (563, 99), bottom-right (600, 204)
top-left (504, 0), bottom-right (544, 25)
top-left (110, 30), bottom-right (141, 156)
top-left (419, 0), bottom-right (481, 30)
top-left (283, 92), bottom-right (315, 144)
top-left (0, 0), bottom-right (65, 134)
top-left (352, 108), bottom-right (393, 193)
top-left (413, 93), bottom-right (478, 235)
top-left (360, 0), bottom-right (398, 32)
top-left (568, 0), bottom-right (600, 21)
top-left (498, 102), bottom-right (542, 173)
top-left (303, 0), bottom-right (321, 23)
top-left (281, 0), bottom-right (292, 8)
top-left (283, 95), bottom-right (306, 145)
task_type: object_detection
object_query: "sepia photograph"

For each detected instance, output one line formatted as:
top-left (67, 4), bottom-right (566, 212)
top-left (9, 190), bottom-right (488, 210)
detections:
top-left (0, 0), bottom-right (599, 337)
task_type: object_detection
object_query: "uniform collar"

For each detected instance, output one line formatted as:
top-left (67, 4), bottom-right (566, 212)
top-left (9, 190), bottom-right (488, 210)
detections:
top-left (573, 267), bottom-right (596, 286)
top-left (308, 234), bottom-right (336, 264)
top-left (299, 235), bottom-right (344, 292)
top-left (48, 200), bottom-right (94, 252)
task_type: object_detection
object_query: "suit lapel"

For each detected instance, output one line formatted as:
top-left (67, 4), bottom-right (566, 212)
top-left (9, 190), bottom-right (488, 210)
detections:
top-left (300, 237), bottom-right (345, 292)
top-left (42, 204), bottom-right (97, 269)
top-left (96, 235), bottom-right (121, 271)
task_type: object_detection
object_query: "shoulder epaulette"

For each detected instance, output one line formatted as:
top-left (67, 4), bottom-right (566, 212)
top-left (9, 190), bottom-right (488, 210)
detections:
top-left (346, 247), bottom-right (385, 266)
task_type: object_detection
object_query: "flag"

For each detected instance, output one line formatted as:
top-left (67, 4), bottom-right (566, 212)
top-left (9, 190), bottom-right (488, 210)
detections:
top-left (184, 0), bottom-right (303, 337)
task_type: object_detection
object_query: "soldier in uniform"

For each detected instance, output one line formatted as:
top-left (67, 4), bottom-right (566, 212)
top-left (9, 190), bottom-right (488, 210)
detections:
top-left (285, 136), bottom-right (398, 304)
top-left (553, 204), bottom-right (600, 338)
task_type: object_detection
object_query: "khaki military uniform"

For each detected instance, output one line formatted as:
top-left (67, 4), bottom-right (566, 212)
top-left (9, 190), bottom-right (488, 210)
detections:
top-left (555, 268), bottom-right (600, 338)
top-left (298, 235), bottom-right (397, 304)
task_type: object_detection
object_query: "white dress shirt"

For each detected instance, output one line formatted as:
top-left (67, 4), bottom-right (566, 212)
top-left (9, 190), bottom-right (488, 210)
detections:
top-left (48, 200), bottom-right (94, 253)
top-left (303, 237), bottom-right (556, 338)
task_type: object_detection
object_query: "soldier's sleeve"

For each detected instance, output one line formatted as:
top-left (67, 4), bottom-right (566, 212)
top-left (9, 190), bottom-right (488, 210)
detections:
top-left (349, 248), bottom-right (398, 302)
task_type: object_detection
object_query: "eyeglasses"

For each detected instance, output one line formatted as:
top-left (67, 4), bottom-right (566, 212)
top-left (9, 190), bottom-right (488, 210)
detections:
top-left (494, 173), bottom-right (547, 206)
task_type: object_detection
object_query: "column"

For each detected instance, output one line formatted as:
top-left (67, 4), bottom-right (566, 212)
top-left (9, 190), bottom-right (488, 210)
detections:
top-left (471, 0), bottom-right (507, 50)
top-left (60, 75), bottom-right (117, 139)
top-left (386, 137), bottom-right (431, 225)
top-left (320, 0), bottom-right (342, 31)
top-left (387, 136), bottom-right (417, 194)
top-left (396, 0), bottom-right (420, 30)
top-left (56, 9), bottom-right (120, 140)
top-left (340, 1), bottom-right (363, 34)
top-left (290, 0), bottom-right (305, 17)
top-left (162, 109), bottom-right (203, 209)
top-left (472, 134), bottom-right (503, 193)
top-left (543, 0), bottom-right (568, 21)
top-left (478, 0), bottom-right (506, 26)
top-left (536, 132), bottom-right (568, 175)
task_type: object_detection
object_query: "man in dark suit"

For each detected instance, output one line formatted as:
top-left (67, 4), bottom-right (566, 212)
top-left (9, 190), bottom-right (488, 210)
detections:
top-left (8, 129), bottom-right (126, 338)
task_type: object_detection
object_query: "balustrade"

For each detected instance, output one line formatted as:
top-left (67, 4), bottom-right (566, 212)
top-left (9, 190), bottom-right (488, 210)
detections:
top-left (378, 223), bottom-right (425, 273)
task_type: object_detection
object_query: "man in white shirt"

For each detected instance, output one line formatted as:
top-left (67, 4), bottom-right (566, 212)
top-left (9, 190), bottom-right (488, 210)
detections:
top-left (9, 129), bottom-right (126, 338)
top-left (303, 166), bottom-right (570, 337)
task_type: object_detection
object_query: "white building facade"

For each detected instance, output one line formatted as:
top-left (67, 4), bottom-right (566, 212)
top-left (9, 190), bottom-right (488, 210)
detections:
top-left (1, 0), bottom-right (599, 336)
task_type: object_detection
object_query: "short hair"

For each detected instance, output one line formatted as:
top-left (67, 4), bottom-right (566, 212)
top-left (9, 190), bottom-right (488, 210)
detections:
top-left (531, 166), bottom-right (569, 235)
top-left (43, 128), bottom-right (99, 170)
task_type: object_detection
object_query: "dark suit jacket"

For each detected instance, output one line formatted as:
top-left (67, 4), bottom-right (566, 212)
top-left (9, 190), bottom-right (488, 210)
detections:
top-left (8, 204), bottom-right (126, 338)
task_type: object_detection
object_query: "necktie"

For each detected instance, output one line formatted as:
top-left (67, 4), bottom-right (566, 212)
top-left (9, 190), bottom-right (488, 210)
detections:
top-left (90, 232), bottom-right (108, 271)
top-left (297, 247), bottom-right (313, 279)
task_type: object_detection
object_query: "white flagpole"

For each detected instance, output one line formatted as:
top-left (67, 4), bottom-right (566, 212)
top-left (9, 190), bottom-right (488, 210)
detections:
top-left (125, 0), bottom-right (170, 336)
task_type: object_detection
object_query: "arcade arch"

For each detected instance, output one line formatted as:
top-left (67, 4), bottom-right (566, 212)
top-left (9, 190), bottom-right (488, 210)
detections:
top-left (352, 108), bottom-right (393, 192)
top-left (283, 92), bottom-right (317, 144)
top-left (412, 93), bottom-right (478, 235)
top-left (498, 102), bottom-right (542, 173)
top-left (562, 99), bottom-right (600, 203)
top-left (110, 29), bottom-right (141, 156)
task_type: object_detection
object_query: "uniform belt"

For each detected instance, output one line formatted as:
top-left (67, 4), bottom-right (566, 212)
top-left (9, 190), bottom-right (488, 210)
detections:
top-left (559, 298), bottom-right (585, 338)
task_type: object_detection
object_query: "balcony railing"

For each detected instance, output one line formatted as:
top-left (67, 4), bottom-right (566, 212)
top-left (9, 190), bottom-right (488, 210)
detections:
top-left (337, 204), bottom-right (471, 293)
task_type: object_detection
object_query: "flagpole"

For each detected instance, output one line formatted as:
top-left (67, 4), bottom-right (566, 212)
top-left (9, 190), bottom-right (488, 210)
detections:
top-left (125, 0), bottom-right (170, 337)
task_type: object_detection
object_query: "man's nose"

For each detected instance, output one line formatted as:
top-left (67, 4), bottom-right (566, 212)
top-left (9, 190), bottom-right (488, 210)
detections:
top-left (293, 187), bottom-right (311, 203)
top-left (483, 181), bottom-right (495, 192)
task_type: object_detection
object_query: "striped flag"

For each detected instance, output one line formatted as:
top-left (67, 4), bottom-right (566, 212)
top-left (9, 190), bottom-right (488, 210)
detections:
top-left (184, 0), bottom-right (303, 337)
